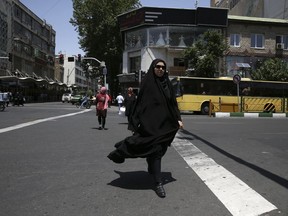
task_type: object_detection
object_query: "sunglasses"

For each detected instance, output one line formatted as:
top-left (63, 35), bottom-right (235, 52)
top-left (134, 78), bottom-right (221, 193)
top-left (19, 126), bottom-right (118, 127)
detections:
top-left (155, 65), bottom-right (166, 70)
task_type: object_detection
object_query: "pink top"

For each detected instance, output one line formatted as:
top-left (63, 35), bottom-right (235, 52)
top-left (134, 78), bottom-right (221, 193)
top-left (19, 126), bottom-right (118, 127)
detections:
top-left (96, 93), bottom-right (110, 110)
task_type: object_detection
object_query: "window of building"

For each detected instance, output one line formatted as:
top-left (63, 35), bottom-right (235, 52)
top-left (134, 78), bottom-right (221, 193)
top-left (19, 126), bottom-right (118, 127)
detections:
top-left (174, 58), bottom-right (185, 67)
top-left (124, 26), bottom-right (201, 51)
top-left (14, 5), bottom-right (22, 20)
top-left (125, 29), bottom-right (147, 50)
top-left (251, 34), bottom-right (264, 48)
top-left (230, 34), bottom-right (240, 47)
top-left (129, 56), bottom-right (141, 73)
top-left (276, 35), bottom-right (288, 49)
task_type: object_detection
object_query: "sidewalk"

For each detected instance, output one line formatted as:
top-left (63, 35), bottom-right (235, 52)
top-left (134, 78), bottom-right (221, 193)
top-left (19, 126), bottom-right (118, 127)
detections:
top-left (214, 112), bottom-right (288, 118)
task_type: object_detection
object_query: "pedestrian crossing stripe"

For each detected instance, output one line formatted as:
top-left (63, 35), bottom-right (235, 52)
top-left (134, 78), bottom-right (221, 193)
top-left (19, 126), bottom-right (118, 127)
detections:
top-left (172, 133), bottom-right (277, 216)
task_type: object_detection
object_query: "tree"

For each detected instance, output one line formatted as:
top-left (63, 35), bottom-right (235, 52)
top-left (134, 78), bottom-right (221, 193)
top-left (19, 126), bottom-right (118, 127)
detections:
top-left (183, 29), bottom-right (228, 77)
top-left (251, 58), bottom-right (288, 81)
top-left (70, 0), bottom-right (141, 93)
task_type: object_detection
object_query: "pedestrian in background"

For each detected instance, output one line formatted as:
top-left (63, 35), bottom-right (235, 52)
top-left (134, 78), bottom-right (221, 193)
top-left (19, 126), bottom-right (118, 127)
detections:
top-left (80, 94), bottom-right (88, 108)
top-left (124, 87), bottom-right (136, 129)
top-left (95, 87), bottom-right (110, 130)
top-left (108, 58), bottom-right (183, 198)
top-left (115, 93), bottom-right (124, 114)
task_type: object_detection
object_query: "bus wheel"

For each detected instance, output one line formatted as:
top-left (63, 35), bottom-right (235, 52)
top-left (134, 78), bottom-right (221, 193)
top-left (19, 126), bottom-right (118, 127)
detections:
top-left (201, 102), bottom-right (210, 115)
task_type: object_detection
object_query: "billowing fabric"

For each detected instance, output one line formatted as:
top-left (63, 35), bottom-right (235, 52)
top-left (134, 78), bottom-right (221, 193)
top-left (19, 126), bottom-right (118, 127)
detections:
top-left (108, 59), bottom-right (181, 159)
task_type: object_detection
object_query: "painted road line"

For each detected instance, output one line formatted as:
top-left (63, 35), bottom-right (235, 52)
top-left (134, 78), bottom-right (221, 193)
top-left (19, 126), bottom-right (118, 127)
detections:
top-left (0, 109), bottom-right (91, 134)
top-left (172, 133), bottom-right (277, 216)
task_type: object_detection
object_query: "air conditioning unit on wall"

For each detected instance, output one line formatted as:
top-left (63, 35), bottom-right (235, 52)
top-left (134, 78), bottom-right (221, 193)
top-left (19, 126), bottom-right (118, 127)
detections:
top-left (276, 43), bottom-right (284, 49)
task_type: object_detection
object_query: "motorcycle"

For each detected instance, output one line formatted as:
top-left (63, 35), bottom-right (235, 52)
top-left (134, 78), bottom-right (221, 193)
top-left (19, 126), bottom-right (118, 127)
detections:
top-left (0, 101), bottom-right (5, 111)
top-left (75, 99), bottom-right (92, 109)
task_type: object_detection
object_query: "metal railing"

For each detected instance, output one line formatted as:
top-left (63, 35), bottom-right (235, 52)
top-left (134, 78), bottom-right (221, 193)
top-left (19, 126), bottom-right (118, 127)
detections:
top-left (210, 96), bottom-right (287, 114)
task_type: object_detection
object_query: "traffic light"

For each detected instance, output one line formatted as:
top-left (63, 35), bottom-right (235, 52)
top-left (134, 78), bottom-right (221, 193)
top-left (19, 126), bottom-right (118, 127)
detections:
top-left (78, 54), bottom-right (81, 62)
top-left (135, 71), bottom-right (139, 81)
top-left (8, 53), bottom-right (12, 62)
top-left (141, 70), bottom-right (146, 80)
top-left (59, 54), bottom-right (64, 64)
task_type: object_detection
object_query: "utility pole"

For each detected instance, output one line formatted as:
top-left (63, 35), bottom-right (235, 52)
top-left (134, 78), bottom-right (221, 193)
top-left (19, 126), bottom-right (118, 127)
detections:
top-left (66, 67), bottom-right (75, 85)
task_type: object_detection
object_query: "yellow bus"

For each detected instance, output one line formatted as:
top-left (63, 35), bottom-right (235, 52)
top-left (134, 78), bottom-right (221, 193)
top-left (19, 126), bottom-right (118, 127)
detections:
top-left (171, 76), bottom-right (288, 114)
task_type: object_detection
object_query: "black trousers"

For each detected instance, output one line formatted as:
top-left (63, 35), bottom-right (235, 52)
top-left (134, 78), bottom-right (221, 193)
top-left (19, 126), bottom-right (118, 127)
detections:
top-left (97, 109), bottom-right (107, 128)
top-left (146, 144), bottom-right (168, 183)
top-left (98, 116), bottom-right (106, 128)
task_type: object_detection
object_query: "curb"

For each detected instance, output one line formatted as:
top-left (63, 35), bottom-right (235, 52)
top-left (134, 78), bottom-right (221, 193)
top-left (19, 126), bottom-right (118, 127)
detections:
top-left (214, 112), bottom-right (288, 118)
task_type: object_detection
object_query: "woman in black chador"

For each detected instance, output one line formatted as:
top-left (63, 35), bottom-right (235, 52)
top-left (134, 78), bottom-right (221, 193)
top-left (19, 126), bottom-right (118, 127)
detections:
top-left (107, 59), bottom-right (183, 198)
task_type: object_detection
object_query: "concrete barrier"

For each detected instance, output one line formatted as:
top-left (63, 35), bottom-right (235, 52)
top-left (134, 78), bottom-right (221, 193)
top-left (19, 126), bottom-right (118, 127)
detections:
top-left (214, 112), bottom-right (288, 118)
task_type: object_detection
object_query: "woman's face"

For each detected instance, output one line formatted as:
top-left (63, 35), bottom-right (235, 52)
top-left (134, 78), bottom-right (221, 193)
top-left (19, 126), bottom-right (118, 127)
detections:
top-left (154, 61), bottom-right (166, 77)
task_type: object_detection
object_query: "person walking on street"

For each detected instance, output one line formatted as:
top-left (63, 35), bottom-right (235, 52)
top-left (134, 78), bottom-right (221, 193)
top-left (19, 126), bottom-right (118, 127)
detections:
top-left (95, 87), bottom-right (110, 130)
top-left (115, 93), bottom-right (124, 114)
top-left (124, 87), bottom-right (136, 130)
top-left (107, 59), bottom-right (183, 198)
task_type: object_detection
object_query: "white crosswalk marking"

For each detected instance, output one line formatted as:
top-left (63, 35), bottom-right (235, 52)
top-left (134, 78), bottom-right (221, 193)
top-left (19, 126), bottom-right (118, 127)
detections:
top-left (172, 133), bottom-right (277, 216)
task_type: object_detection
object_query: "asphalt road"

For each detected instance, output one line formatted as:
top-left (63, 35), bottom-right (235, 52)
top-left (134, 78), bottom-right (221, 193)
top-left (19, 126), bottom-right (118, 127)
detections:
top-left (0, 102), bottom-right (287, 216)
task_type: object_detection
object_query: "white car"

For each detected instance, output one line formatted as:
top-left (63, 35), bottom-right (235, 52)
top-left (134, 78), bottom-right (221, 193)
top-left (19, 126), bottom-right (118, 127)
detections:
top-left (62, 93), bottom-right (72, 103)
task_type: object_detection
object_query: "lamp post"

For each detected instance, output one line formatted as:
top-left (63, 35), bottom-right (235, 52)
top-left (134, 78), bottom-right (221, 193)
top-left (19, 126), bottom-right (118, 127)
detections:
top-left (66, 67), bottom-right (75, 86)
top-left (102, 67), bottom-right (107, 88)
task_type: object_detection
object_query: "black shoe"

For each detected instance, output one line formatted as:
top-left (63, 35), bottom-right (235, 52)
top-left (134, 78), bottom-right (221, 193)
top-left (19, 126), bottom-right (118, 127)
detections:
top-left (98, 126), bottom-right (102, 130)
top-left (155, 183), bottom-right (166, 198)
top-left (107, 151), bottom-right (125, 164)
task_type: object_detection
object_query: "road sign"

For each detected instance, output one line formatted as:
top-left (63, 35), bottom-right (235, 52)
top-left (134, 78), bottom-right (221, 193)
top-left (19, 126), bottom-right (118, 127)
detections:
top-left (233, 74), bottom-right (241, 84)
top-left (233, 74), bottom-right (241, 112)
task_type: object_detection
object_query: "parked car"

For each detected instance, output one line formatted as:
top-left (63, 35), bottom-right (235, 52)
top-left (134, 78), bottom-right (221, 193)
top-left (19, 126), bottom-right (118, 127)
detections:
top-left (70, 94), bottom-right (82, 105)
top-left (62, 93), bottom-right (72, 103)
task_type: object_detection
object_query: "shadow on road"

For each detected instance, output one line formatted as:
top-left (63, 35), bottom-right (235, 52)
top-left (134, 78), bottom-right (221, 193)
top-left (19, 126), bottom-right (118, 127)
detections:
top-left (108, 170), bottom-right (177, 190)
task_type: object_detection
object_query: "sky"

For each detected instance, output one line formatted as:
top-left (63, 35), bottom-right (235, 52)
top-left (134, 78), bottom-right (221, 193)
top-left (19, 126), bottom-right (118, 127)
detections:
top-left (20, 0), bottom-right (210, 56)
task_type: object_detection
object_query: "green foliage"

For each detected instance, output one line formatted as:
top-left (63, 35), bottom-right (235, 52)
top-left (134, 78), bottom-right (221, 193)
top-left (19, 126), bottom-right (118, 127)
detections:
top-left (184, 29), bottom-right (228, 77)
top-left (70, 0), bottom-right (141, 92)
top-left (251, 58), bottom-right (288, 81)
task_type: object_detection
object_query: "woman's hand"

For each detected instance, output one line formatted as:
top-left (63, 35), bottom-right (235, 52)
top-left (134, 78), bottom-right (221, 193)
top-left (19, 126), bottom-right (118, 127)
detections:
top-left (178, 120), bottom-right (183, 129)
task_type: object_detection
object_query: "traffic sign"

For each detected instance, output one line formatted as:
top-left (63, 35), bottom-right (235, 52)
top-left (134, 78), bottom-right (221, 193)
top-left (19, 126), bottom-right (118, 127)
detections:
top-left (233, 74), bottom-right (241, 84)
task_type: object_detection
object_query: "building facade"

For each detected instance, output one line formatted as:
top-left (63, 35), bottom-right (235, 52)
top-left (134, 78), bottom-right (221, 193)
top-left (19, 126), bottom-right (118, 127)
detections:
top-left (62, 54), bottom-right (98, 94)
top-left (0, 0), bottom-right (56, 78)
top-left (117, 6), bottom-right (288, 89)
top-left (225, 15), bottom-right (288, 76)
top-left (0, 0), bottom-right (67, 102)
top-left (117, 7), bottom-right (228, 89)
top-left (212, 0), bottom-right (288, 19)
